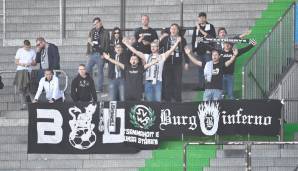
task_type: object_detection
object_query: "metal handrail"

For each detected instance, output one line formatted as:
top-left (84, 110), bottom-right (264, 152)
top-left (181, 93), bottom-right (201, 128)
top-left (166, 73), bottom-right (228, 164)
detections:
top-left (242, 2), bottom-right (295, 99)
top-left (248, 71), bottom-right (267, 98)
top-left (183, 141), bottom-right (298, 171)
top-left (53, 69), bottom-right (68, 92)
top-left (243, 2), bottom-right (295, 67)
top-left (1, 0), bottom-right (5, 46)
top-left (0, 69), bottom-right (69, 93)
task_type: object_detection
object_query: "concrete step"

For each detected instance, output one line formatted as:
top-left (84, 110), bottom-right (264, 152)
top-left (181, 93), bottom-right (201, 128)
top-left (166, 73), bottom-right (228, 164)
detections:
top-left (0, 168), bottom-right (138, 171)
top-left (127, 11), bottom-right (262, 21)
top-left (0, 61), bottom-right (85, 70)
top-left (185, 0), bottom-right (272, 4)
top-left (0, 102), bottom-right (24, 111)
top-left (0, 126), bottom-right (27, 135)
top-left (183, 3), bottom-right (269, 12)
top-left (0, 86), bottom-right (17, 95)
top-left (0, 144), bottom-right (27, 153)
top-left (216, 149), bottom-right (246, 158)
top-left (217, 148), bottom-right (298, 158)
top-left (251, 157), bottom-right (298, 167)
top-left (0, 110), bottom-right (28, 119)
top-left (204, 167), bottom-right (246, 171)
top-left (0, 118), bottom-right (28, 127)
top-left (6, 16), bottom-right (60, 24)
top-left (6, 0), bottom-right (60, 8)
top-left (0, 159), bottom-right (144, 169)
top-left (0, 94), bottom-right (21, 103)
top-left (5, 31), bottom-right (60, 39)
top-left (0, 150), bottom-right (151, 161)
top-left (222, 145), bottom-right (246, 150)
top-left (6, 23), bottom-right (60, 32)
top-left (252, 166), bottom-right (298, 171)
top-left (0, 135), bottom-right (27, 144)
top-left (6, 8), bottom-right (60, 16)
top-left (210, 158), bottom-right (246, 166)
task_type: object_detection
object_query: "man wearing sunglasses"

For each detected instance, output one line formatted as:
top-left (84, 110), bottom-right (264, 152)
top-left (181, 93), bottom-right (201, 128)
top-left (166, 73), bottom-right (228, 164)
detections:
top-left (35, 37), bottom-right (60, 71)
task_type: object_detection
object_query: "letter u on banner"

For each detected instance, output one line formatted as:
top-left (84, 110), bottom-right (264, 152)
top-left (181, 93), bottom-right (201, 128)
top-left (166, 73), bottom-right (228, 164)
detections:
top-left (37, 109), bottom-right (63, 144)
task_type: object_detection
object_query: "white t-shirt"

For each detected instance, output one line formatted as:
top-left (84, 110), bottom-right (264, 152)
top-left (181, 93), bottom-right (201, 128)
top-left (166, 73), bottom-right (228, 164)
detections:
top-left (15, 48), bottom-right (36, 71)
top-left (144, 54), bottom-right (165, 83)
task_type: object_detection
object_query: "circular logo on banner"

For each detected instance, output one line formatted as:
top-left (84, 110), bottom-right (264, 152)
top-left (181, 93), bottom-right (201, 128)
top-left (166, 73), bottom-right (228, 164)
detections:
top-left (198, 102), bottom-right (220, 136)
top-left (130, 105), bottom-right (156, 130)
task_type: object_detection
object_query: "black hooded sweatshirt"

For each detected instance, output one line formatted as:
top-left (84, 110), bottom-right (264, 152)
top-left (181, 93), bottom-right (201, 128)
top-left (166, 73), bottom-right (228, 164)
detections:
top-left (71, 73), bottom-right (97, 102)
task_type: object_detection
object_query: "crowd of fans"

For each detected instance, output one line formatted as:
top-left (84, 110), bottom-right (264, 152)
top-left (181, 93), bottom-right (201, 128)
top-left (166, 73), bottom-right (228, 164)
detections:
top-left (11, 12), bottom-right (257, 110)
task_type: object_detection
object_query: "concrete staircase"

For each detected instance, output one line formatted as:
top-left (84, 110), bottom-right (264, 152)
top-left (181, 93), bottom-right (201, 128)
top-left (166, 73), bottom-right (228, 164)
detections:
top-left (204, 144), bottom-right (298, 171)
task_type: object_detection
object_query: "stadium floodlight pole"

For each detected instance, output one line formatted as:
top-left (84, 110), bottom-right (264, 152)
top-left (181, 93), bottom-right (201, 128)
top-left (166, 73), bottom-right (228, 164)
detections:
top-left (59, 0), bottom-right (66, 44)
top-left (120, 0), bottom-right (126, 35)
top-left (180, 0), bottom-right (184, 27)
top-left (2, 0), bottom-right (6, 46)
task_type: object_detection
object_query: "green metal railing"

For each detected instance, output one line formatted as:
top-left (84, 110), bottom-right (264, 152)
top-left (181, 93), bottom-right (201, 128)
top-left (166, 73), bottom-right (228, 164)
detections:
top-left (242, 2), bottom-right (295, 99)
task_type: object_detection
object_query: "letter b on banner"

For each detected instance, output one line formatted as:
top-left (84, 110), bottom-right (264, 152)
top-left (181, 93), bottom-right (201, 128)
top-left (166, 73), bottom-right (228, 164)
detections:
top-left (37, 109), bottom-right (63, 144)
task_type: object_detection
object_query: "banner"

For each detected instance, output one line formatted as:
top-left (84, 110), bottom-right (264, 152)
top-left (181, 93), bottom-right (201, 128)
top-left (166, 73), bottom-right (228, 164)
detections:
top-left (28, 100), bottom-right (282, 154)
top-left (28, 102), bottom-right (138, 154)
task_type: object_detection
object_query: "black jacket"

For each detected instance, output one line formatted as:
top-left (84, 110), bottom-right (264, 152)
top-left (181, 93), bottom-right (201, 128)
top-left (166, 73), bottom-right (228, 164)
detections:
top-left (36, 43), bottom-right (60, 70)
top-left (87, 27), bottom-right (110, 55)
top-left (71, 73), bottom-right (97, 102)
top-left (107, 52), bottom-right (130, 79)
top-left (191, 22), bottom-right (216, 55)
top-left (159, 35), bottom-right (189, 65)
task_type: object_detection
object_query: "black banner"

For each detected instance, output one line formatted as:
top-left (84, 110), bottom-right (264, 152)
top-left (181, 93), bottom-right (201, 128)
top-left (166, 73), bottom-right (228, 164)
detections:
top-left (28, 100), bottom-right (282, 154)
top-left (28, 102), bottom-right (138, 154)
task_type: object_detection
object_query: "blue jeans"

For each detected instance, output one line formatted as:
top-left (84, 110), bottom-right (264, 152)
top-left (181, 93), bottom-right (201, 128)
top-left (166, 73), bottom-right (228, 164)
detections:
top-left (145, 80), bottom-right (162, 102)
top-left (109, 78), bottom-right (124, 101)
top-left (223, 74), bottom-right (234, 100)
top-left (86, 52), bottom-right (104, 91)
top-left (203, 89), bottom-right (223, 101)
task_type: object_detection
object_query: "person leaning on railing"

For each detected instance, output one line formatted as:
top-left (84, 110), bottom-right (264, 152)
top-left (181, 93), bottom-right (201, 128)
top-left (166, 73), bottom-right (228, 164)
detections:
top-left (32, 69), bottom-right (64, 104)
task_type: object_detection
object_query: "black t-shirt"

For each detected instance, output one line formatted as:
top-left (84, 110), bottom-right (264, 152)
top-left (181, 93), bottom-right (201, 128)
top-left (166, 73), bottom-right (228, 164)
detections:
top-left (134, 27), bottom-right (158, 43)
top-left (124, 64), bottom-right (144, 101)
top-left (221, 50), bottom-right (235, 74)
top-left (205, 60), bottom-right (224, 90)
top-left (220, 44), bottom-right (254, 75)
top-left (134, 27), bottom-right (157, 54)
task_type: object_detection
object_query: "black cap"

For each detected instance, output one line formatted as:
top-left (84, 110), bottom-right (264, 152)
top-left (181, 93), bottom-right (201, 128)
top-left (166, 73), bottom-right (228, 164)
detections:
top-left (198, 12), bottom-right (207, 17)
top-left (93, 17), bottom-right (101, 23)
